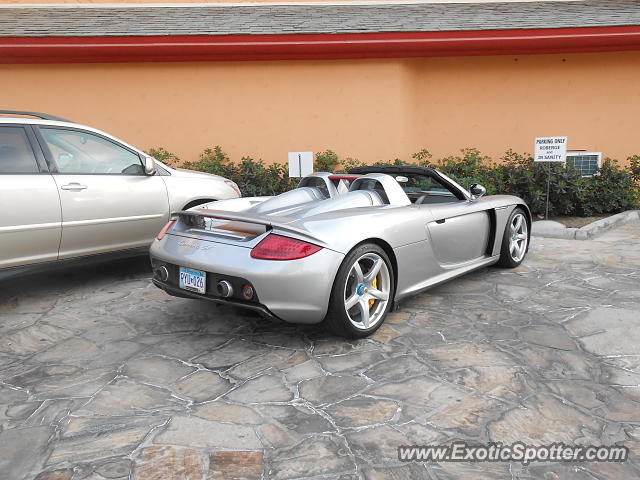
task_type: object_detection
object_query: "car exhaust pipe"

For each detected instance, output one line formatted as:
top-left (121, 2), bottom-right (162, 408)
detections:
top-left (217, 280), bottom-right (233, 298)
top-left (154, 266), bottom-right (169, 282)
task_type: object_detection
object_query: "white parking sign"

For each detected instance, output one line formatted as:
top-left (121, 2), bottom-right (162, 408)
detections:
top-left (288, 152), bottom-right (313, 177)
top-left (534, 137), bottom-right (567, 162)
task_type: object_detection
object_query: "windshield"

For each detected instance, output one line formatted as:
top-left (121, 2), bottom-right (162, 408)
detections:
top-left (436, 171), bottom-right (469, 198)
top-left (393, 173), bottom-right (463, 204)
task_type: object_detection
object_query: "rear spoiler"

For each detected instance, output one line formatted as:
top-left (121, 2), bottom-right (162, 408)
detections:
top-left (174, 208), bottom-right (327, 246)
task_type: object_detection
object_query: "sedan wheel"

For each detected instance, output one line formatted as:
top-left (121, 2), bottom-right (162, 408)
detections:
top-left (324, 243), bottom-right (394, 338)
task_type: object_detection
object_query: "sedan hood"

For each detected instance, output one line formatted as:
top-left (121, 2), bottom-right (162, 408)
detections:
top-left (170, 167), bottom-right (226, 180)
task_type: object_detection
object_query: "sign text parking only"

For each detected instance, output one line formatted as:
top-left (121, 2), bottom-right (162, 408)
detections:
top-left (534, 135), bottom-right (567, 219)
top-left (534, 136), bottom-right (567, 162)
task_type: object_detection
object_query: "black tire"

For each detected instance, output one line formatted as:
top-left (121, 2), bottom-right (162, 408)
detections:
top-left (324, 243), bottom-right (395, 339)
top-left (497, 207), bottom-right (529, 268)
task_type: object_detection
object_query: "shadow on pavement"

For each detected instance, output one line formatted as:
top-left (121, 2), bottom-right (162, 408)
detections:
top-left (0, 253), bottom-right (152, 306)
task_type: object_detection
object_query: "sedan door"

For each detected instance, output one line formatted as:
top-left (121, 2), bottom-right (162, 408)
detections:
top-left (37, 126), bottom-right (169, 259)
top-left (0, 125), bottom-right (62, 269)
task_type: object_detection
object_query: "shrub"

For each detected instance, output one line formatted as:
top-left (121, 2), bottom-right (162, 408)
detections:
top-left (234, 157), bottom-right (297, 197)
top-left (315, 150), bottom-right (366, 173)
top-left (314, 150), bottom-right (340, 173)
top-left (427, 149), bottom-right (638, 217)
top-left (629, 155), bottom-right (640, 186)
top-left (182, 146), bottom-right (234, 178)
top-left (429, 148), bottom-right (502, 195)
top-left (412, 149), bottom-right (433, 165)
top-left (146, 147), bottom-right (181, 166)
top-left (182, 146), bottom-right (296, 196)
top-left (155, 144), bottom-right (638, 216)
top-left (576, 159), bottom-right (639, 216)
top-left (497, 150), bottom-right (586, 216)
top-left (338, 157), bottom-right (366, 173)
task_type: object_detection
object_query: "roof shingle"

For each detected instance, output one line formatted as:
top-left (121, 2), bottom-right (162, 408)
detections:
top-left (0, 0), bottom-right (639, 37)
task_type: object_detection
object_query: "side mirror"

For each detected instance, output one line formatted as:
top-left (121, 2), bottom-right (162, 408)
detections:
top-left (143, 155), bottom-right (157, 176)
top-left (469, 183), bottom-right (486, 200)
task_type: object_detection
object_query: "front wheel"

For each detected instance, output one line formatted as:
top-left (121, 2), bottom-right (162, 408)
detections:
top-left (324, 243), bottom-right (394, 339)
top-left (498, 208), bottom-right (529, 268)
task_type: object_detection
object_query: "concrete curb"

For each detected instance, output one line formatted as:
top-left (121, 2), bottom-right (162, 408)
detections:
top-left (532, 210), bottom-right (640, 240)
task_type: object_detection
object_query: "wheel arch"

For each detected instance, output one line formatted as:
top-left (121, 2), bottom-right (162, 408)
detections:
top-left (323, 236), bottom-right (399, 337)
top-left (515, 203), bottom-right (533, 252)
top-left (496, 204), bottom-right (531, 268)
top-left (352, 237), bottom-right (399, 307)
top-left (182, 198), bottom-right (216, 210)
top-left (492, 203), bottom-right (533, 256)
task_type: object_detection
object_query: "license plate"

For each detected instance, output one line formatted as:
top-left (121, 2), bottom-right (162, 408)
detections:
top-left (179, 267), bottom-right (206, 294)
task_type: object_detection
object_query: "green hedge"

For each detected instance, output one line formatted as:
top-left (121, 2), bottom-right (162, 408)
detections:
top-left (147, 146), bottom-right (640, 217)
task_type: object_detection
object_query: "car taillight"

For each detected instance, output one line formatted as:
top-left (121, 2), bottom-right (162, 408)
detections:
top-left (250, 234), bottom-right (322, 260)
top-left (156, 219), bottom-right (176, 241)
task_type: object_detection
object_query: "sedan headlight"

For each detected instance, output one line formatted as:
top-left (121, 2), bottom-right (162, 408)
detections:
top-left (224, 180), bottom-right (241, 196)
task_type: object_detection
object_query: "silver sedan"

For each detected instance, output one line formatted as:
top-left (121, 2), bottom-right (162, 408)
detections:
top-left (0, 111), bottom-right (240, 270)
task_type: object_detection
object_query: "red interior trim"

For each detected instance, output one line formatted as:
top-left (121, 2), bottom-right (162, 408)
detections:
top-left (2, 26), bottom-right (640, 63)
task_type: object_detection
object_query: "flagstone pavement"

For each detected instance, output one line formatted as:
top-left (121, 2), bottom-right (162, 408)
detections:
top-left (1, 221), bottom-right (639, 480)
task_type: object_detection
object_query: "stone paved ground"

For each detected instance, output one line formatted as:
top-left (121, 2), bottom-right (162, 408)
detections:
top-left (1, 222), bottom-right (639, 480)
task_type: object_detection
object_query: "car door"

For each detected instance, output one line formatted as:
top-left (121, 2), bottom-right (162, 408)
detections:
top-left (0, 124), bottom-right (62, 269)
top-left (36, 126), bottom-right (169, 259)
top-left (425, 201), bottom-right (491, 266)
top-left (409, 173), bottom-right (491, 266)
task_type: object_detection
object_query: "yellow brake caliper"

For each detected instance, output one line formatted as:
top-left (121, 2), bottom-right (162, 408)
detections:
top-left (369, 276), bottom-right (378, 308)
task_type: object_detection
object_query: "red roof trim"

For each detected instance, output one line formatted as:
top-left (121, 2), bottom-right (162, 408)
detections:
top-left (2, 26), bottom-right (640, 63)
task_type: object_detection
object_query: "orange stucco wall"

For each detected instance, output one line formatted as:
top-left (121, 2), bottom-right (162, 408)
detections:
top-left (1, 51), bottom-right (638, 166)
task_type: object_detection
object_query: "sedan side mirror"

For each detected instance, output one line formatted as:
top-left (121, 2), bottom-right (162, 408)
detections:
top-left (469, 183), bottom-right (486, 200)
top-left (143, 155), bottom-right (157, 175)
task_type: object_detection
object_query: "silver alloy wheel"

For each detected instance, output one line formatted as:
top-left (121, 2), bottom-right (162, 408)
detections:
top-left (343, 252), bottom-right (391, 330)
top-left (509, 213), bottom-right (528, 262)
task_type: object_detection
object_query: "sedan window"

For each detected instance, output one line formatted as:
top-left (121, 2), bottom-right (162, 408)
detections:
top-left (40, 128), bottom-right (144, 175)
top-left (0, 126), bottom-right (39, 174)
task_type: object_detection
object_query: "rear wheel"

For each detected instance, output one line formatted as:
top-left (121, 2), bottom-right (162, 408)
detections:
top-left (324, 243), bottom-right (394, 338)
top-left (498, 208), bottom-right (529, 268)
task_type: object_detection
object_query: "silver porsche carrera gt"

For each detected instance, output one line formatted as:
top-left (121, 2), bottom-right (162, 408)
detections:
top-left (149, 165), bottom-right (531, 338)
